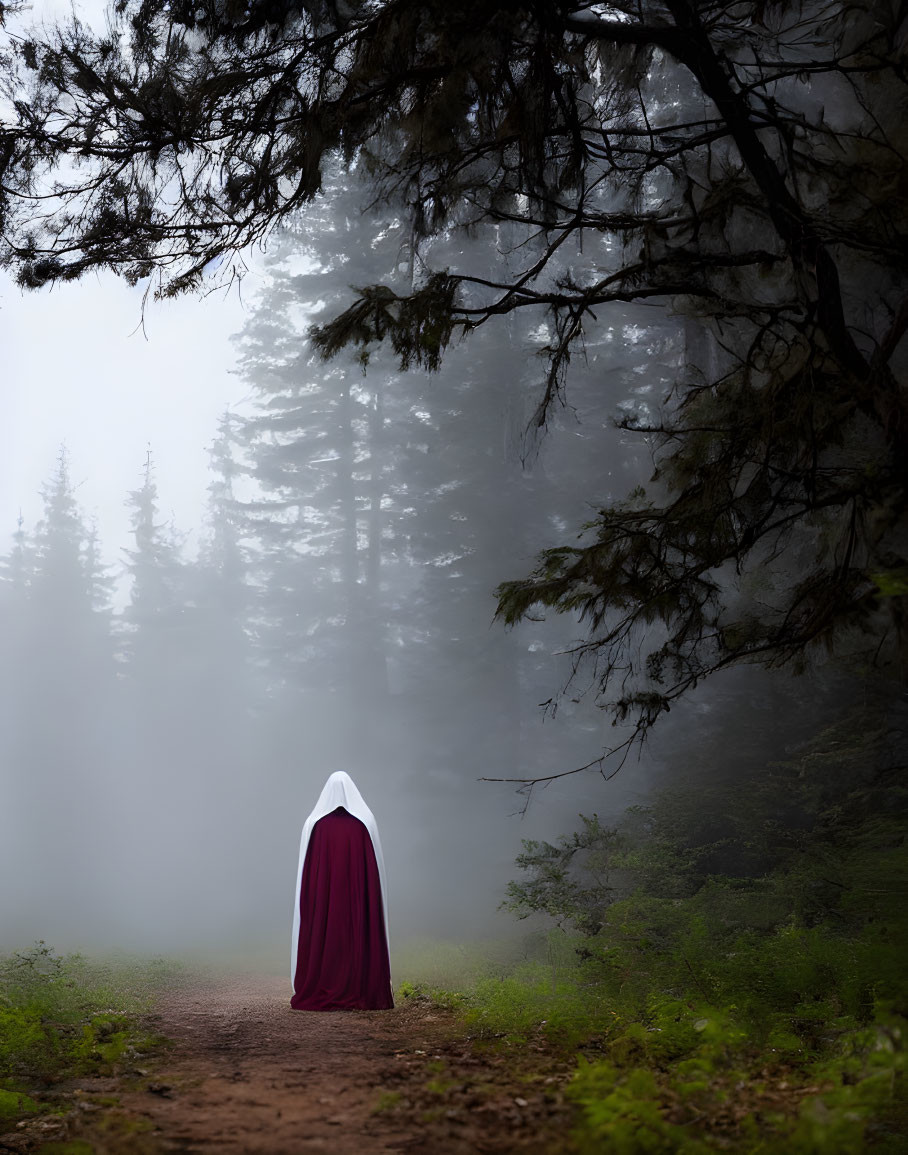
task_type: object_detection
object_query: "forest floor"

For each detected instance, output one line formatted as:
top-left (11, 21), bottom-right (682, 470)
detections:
top-left (8, 974), bottom-right (578, 1155)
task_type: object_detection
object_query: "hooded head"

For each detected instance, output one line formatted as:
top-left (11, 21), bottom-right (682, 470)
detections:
top-left (311, 770), bottom-right (369, 818)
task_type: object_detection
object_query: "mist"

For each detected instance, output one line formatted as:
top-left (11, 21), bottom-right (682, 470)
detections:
top-left (0, 169), bottom-right (717, 967)
top-left (0, 0), bottom-right (902, 1147)
top-left (0, 52), bottom-right (879, 977)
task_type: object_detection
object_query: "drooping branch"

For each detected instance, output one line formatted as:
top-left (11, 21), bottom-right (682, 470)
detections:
top-left (0, 0), bottom-right (903, 783)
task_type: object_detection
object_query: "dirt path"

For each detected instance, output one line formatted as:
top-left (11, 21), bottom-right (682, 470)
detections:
top-left (56, 975), bottom-right (576, 1155)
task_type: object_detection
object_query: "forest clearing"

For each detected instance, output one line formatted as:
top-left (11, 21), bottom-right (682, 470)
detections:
top-left (1, 1), bottom-right (907, 1151)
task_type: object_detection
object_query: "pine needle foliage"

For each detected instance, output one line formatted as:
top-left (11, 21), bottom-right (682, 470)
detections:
top-left (1, 1), bottom-right (906, 760)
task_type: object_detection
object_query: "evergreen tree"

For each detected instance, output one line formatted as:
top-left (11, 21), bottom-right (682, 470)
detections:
top-left (0, 512), bottom-right (33, 905)
top-left (0, 449), bottom-right (116, 936)
top-left (114, 446), bottom-right (259, 943)
top-left (28, 446), bottom-right (114, 691)
top-left (0, 510), bottom-right (31, 602)
top-left (198, 411), bottom-right (254, 675)
top-left (227, 177), bottom-right (659, 924)
top-left (5, 0), bottom-right (904, 763)
top-left (121, 449), bottom-right (188, 667)
top-left (192, 411), bottom-right (261, 762)
top-left (118, 449), bottom-right (196, 835)
top-left (231, 171), bottom-right (411, 756)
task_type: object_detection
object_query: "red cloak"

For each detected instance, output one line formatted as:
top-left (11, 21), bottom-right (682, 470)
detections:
top-left (290, 806), bottom-right (393, 1011)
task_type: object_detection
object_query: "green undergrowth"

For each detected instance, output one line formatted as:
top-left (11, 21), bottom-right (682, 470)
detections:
top-left (393, 936), bottom-right (530, 1007)
top-left (0, 943), bottom-right (179, 1131)
top-left (399, 703), bottom-right (908, 1152)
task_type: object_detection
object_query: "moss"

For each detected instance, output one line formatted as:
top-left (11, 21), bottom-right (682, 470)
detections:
top-left (72, 1016), bottom-right (132, 1073)
top-left (372, 1090), bottom-right (403, 1113)
top-left (0, 1086), bottom-right (42, 1119)
top-left (35, 1143), bottom-right (96, 1155)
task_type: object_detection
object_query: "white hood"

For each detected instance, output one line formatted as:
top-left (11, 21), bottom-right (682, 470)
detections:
top-left (290, 771), bottom-right (390, 985)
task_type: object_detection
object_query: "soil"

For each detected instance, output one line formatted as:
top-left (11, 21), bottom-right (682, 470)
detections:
top-left (6, 975), bottom-right (577, 1155)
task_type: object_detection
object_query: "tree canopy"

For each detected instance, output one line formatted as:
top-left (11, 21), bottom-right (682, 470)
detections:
top-left (1, 0), bottom-right (905, 778)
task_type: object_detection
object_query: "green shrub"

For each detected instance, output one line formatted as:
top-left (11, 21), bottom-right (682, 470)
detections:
top-left (569, 1061), bottom-right (713, 1154)
top-left (397, 706), bottom-right (908, 1152)
top-left (0, 943), bottom-right (175, 1127)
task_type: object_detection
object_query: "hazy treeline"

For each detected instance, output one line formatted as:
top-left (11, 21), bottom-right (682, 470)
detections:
top-left (0, 171), bottom-right (686, 957)
top-left (0, 152), bottom-right (894, 960)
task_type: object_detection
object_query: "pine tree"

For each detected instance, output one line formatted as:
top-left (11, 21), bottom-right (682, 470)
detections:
top-left (192, 411), bottom-right (260, 735)
top-left (6, 0), bottom-right (904, 760)
top-left (199, 411), bottom-right (253, 667)
top-left (121, 449), bottom-right (188, 667)
top-left (27, 447), bottom-right (114, 691)
top-left (0, 512), bottom-right (33, 907)
top-left (118, 448), bottom-right (198, 826)
top-left (231, 170), bottom-right (411, 748)
top-left (114, 447), bottom-right (253, 943)
top-left (0, 449), bottom-right (116, 937)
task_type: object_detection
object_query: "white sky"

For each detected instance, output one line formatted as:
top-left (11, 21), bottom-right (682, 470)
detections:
top-left (0, 269), bottom-right (251, 562)
top-left (0, 0), bottom-right (255, 569)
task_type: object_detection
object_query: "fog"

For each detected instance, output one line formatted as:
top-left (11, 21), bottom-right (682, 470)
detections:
top-left (0, 272), bottom-right (247, 557)
top-left (0, 63), bottom-right (830, 973)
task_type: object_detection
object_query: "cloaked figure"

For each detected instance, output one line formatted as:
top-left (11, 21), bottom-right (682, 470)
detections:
top-left (290, 771), bottom-right (393, 1011)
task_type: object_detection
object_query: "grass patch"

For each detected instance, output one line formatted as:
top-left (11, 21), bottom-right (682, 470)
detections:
top-left (395, 707), bottom-right (908, 1152)
top-left (0, 942), bottom-right (178, 1130)
top-left (373, 1089), bottom-right (403, 1113)
top-left (393, 936), bottom-right (527, 991)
